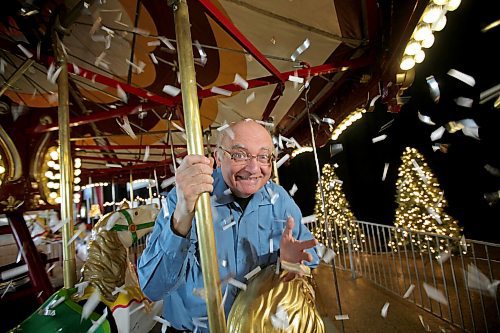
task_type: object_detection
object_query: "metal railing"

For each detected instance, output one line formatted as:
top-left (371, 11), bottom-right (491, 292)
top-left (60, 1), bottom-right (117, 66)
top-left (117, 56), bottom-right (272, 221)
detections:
top-left (322, 220), bottom-right (500, 332)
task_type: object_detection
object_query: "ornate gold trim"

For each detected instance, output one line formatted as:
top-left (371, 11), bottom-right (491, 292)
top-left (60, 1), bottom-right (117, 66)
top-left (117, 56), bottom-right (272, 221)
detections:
top-left (0, 124), bottom-right (22, 181)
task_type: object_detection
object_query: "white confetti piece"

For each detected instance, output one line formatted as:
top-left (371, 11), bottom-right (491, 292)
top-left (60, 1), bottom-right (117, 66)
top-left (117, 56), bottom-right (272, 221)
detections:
top-left (455, 96), bottom-right (473, 108)
top-left (147, 40), bottom-right (161, 46)
top-left (217, 123), bottom-right (229, 132)
top-left (430, 126), bottom-right (446, 141)
top-left (192, 317), bottom-right (208, 329)
top-left (68, 229), bottom-right (82, 245)
top-left (436, 252), bottom-right (451, 264)
top-left (149, 53), bottom-right (158, 65)
top-left (132, 27), bottom-right (150, 36)
top-left (49, 67), bottom-right (63, 84)
top-left (129, 303), bottom-right (146, 315)
top-left (372, 134), bottom-right (387, 143)
top-left (269, 238), bottom-right (274, 253)
top-left (47, 296), bottom-right (66, 310)
top-left (335, 314), bottom-right (349, 321)
top-left (423, 283), bottom-right (448, 305)
top-left (419, 315), bottom-right (431, 331)
top-left (270, 192), bottom-right (279, 204)
top-left (211, 86), bottom-right (232, 96)
top-left (403, 284), bottom-right (416, 299)
top-left (322, 248), bottom-right (335, 264)
top-left (426, 75), bottom-right (440, 103)
top-left (315, 243), bottom-right (326, 258)
top-left (382, 163), bottom-right (389, 181)
top-left (427, 207), bottom-right (442, 224)
top-left (161, 176), bottom-right (176, 189)
top-left (116, 116), bottom-right (137, 139)
top-left (228, 278), bottom-right (246, 291)
top-left (153, 316), bottom-right (171, 333)
top-left (161, 198), bottom-right (170, 218)
top-left (411, 159), bottom-right (428, 184)
top-left (17, 44), bottom-right (33, 58)
top-left (221, 259), bottom-right (227, 267)
top-left (289, 184), bottom-right (298, 196)
top-left (246, 92), bottom-right (255, 104)
top-left (87, 307), bottom-right (108, 333)
top-left (467, 264), bottom-right (500, 297)
top-left (447, 68), bottom-right (476, 87)
top-left (233, 73), bottom-right (248, 89)
top-left (275, 259), bottom-right (280, 275)
top-left (126, 59), bottom-right (145, 74)
top-left (81, 289), bottom-right (101, 321)
top-left (73, 63), bottom-right (80, 75)
top-left (1, 280), bottom-right (14, 299)
top-left (159, 37), bottom-right (175, 51)
top-left (161, 85), bottom-right (181, 97)
top-left (51, 218), bottom-right (69, 233)
top-left (288, 75), bottom-right (304, 84)
top-left (244, 266), bottom-right (261, 280)
top-left (301, 215), bottom-right (316, 224)
top-left (276, 154), bottom-right (290, 168)
top-left (222, 220), bottom-right (236, 231)
top-left (116, 85), bottom-right (128, 103)
top-left (271, 305), bottom-right (290, 330)
top-left (75, 281), bottom-right (89, 297)
top-left (290, 38), bottom-right (310, 61)
top-left (223, 188), bottom-right (232, 196)
top-left (143, 145), bottom-right (150, 162)
top-left (381, 302), bottom-right (390, 318)
top-left (462, 126), bottom-right (480, 140)
top-left (111, 284), bottom-right (128, 296)
top-left (418, 111), bottom-right (436, 125)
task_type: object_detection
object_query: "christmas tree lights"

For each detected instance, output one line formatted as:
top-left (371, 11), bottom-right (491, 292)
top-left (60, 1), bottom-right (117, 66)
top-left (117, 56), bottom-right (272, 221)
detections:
top-left (389, 147), bottom-right (463, 257)
top-left (313, 164), bottom-right (365, 253)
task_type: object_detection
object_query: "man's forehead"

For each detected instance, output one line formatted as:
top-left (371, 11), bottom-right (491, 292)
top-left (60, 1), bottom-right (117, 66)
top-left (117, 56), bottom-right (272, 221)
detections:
top-left (230, 143), bottom-right (273, 151)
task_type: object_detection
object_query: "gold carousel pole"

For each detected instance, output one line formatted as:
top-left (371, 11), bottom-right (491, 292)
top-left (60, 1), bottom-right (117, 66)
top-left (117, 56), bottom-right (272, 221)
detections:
top-left (54, 33), bottom-right (76, 288)
top-left (171, 1), bottom-right (227, 332)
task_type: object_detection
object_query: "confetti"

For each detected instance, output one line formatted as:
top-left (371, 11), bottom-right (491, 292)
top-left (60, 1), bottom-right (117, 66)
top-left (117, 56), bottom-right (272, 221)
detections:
top-left (467, 263), bottom-right (500, 297)
top-left (289, 184), bottom-right (298, 196)
top-left (211, 86), bottom-right (232, 97)
top-left (81, 289), bottom-right (101, 320)
top-left (460, 235), bottom-right (467, 253)
top-left (372, 134), bottom-right (387, 143)
top-left (417, 111), bottom-right (436, 125)
top-left (244, 266), bottom-right (261, 280)
top-left (222, 220), bottom-right (236, 231)
top-left (161, 198), bottom-right (170, 218)
top-left (322, 248), bottom-right (335, 264)
top-left (129, 303), bottom-right (146, 315)
top-left (411, 159), bottom-right (428, 184)
top-left (255, 120), bottom-right (274, 128)
top-left (192, 317), bottom-right (208, 330)
top-left (147, 40), bottom-right (161, 47)
top-left (159, 37), bottom-right (175, 51)
top-left (162, 85), bottom-right (180, 97)
top-left (288, 75), bottom-right (304, 84)
top-left (290, 38), bottom-right (310, 61)
top-left (275, 259), bottom-right (280, 275)
top-left (246, 92), bottom-right (256, 104)
top-left (271, 305), bottom-right (290, 330)
top-left (68, 229), bottom-right (82, 245)
top-left (455, 96), bottom-right (473, 108)
top-left (1, 281), bottom-right (14, 299)
top-left (335, 314), bottom-right (349, 321)
top-left (126, 59), bottom-right (146, 74)
top-left (228, 278), bottom-right (246, 291)
top-left (106, 163), bottom-right (122, 168)
top-left (116, 116), bottom-right (137, 139)
top-left (17, 44), bottom-right (33, 58)
top-left (423, 282), bottom-right (448, 305)
top-left (51, 218), bottom-right (69, 233)
top-left (301, 215), bottom-right (316, 224)
top-left (153, 316), bottom-right (171, 333)
top-left (223, 188), bottom-right (232, 196)
top-left (75, 281), bottom-right (89, 297)
top-left (276, 154), bottom-right (290, 168)
top-left (419, 315), bottom-right (431, 331)
top-left (47, 295), bottom-right (66, 310)
top-left (436, 252), bottom-right (451, 264)
top-left (447, 68), bottom-right (475, 87)
top-left (427, 207), bottom-right (442, 224)
top-left (380, 302), bottom-right (390, 318)
top-left (430, 126), bottom-right (446, 141)
top-left (426, 75), bottom-right (440, 103)
top-left (116, 85), bottom-right (128, 103)
top-left (112, 284), bottom-right (128, 296)
top-left (149, 53), bottom-right (158, 65)
top-left (270, 192), bottom-right (279, 205)
top-left (269, 238), bottom-right (273, 253)
top-left (233, 73), bottom-right (248, 89)
top-left (382, 163), bottom-right (390, 181)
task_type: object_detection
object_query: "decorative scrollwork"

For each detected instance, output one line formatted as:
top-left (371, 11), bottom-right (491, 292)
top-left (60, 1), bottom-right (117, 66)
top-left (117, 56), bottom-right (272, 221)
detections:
top-left (0, 195), bottom-right (24, 211)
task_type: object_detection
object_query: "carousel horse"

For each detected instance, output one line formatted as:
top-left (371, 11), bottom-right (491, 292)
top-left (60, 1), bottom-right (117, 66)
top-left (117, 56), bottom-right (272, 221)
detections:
top-left (228, 264), bottom-right (325, 333)
top-left (12, 203), bottom-right (161, 333)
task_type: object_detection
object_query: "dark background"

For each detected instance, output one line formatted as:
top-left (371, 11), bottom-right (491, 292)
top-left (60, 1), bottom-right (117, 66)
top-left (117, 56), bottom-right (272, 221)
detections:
top-left (279, 0), bottom-right (500, 243)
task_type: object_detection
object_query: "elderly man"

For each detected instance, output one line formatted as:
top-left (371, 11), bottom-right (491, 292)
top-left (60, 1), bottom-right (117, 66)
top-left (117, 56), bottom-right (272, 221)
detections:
top-left (138, 120), bottom-right (319, 332)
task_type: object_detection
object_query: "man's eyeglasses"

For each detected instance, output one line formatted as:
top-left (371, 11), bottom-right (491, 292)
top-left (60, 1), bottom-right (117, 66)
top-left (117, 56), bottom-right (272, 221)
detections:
top-left (219, 147), bottom-right (274, 166)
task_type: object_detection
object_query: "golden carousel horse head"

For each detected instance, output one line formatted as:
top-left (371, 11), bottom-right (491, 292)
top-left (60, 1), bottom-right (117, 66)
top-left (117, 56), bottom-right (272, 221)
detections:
top-left (228, 265), bottom-right (324, 333)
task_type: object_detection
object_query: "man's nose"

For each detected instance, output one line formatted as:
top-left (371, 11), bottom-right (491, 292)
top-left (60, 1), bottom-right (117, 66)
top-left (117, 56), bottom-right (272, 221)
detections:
top-left (245, 156), bottom-right (260, 172)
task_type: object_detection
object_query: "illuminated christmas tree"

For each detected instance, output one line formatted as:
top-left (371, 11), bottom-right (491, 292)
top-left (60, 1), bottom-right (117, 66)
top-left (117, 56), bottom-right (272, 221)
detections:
top-left (313, 164), bottom-right (365, 253)
top-left (389, 147), bottom-right (463, 257)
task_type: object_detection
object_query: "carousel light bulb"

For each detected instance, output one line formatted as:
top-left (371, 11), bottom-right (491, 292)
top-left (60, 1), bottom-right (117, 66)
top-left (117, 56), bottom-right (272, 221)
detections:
top-left (53, 182), bottom-right (60, 189)
top-left (421, 34), bottom-right (435, 48)
top-left (74, 169), bottom-right (81, 176)
top-left (0, 166), bottom-right (4, 174)
top-left (74, 177), bottom-right (81, 184)
top-left (446, 0), bottom-right (460, 11)
top-left (54, 173), bottom-right (61, 179)
top-left (400, 56), bottom-right (416, 70)
top-left (404, 39), bottom-right (421, 55)
top-left (47, 181), bottom-right (54, 189)
top-left (49, 192), bottom-right (58, 199)
top-left (47, 160), bottom-right (55, 168)
top-left (45, 170), bottom-right (54, 179)
top-left (53, 163), bottom-right (60, 171)
top-left (50, 150), bottom-right (59, 160)
top-left (414, 23), bottom-right (432, 41)
top-left (433, 0), bottom-right (448, 4)
top-left (432, 15), bottom-right (447, 31)
top-left (74, 158), bottom-right (81, 168)
top-left (423, 5), bottom-right (444, 24)
top-left (415, 49), bottom-right (425, 63)
top-left (74, 185), bottom-right (81, 192)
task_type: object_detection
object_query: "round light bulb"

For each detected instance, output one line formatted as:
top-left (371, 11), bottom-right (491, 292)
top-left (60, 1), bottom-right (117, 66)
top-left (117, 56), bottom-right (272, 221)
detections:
top-left (432, 15), bottom-right (447, 31)
top-left (74, 177), bottom-right (81, 184)
top-left (49, 192), bottom-right (58, 199)
top-left (53, 183), bottom-right (60, 189)
top-left (74, 169), bottom-right (81, 176)
top-left (414, 23), bottom-right (432, 41)
top-left (421, 34), bottom-right (435, 48)
top-left (47, 160), bottom-right (55, 168)
top-left (404, 39), bottom-right (421, 55)
top-left (74, 158), bottom-right (81, 168)
top-left (415, 49), bottom-right (426, 63)
top-left (53, 164), bottom-right (60, 171)
top-left (50, 150), bottom-right (59, 160)
top-left (433, 0), bottom-right (448, 4)
top-left (74, 185), bottom-right (81, 192)
top-left (45, 170), bottom-right (54, 179)
top-left (0, 165), bottom-right (5, 174)
top-left (446, 0), bottom-right (460, 11)
top-left (423, 5), bottom-right (444, 24)
top-left (400, 56), bottom-right (416, 70)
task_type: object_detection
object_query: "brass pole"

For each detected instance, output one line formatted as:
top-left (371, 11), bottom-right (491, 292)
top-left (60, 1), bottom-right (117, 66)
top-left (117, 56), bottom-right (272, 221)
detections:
top-left (0, 59), bottom-right (34, 97)
top-left (129, 170), bottom-right (134, 204)
top-left (172, 1), bottom-right (226, 331)
top-left (55, 34), bottom-right (76, 288)
top-left (272, 160), bottom-right (280, 185)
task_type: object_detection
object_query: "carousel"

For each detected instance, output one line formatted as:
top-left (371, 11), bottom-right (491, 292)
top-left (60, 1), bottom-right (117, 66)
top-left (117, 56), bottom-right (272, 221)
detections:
top-left (1, 0), bottom-right (498, 332)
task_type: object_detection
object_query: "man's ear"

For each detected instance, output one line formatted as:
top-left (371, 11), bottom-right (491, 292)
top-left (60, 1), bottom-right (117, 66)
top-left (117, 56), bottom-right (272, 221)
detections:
top-left (214, 149), bottom-right (222, 167)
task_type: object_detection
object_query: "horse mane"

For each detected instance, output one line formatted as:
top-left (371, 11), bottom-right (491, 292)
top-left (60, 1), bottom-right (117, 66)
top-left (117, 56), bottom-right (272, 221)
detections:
top-left (81, 212), bottom-right (127, 302)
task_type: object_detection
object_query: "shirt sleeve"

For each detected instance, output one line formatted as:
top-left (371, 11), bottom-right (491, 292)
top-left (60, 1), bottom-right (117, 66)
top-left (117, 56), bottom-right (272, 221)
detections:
top-left (138, 187), bottom-right (195, 301)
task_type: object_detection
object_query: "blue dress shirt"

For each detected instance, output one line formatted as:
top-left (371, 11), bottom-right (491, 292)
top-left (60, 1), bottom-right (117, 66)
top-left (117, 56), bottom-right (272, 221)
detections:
top-left (138, 168), bottom-right (319, 332)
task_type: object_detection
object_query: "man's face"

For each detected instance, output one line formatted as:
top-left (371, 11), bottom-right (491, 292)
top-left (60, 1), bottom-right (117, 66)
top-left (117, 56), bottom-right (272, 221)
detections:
top-left (217, 122), bottom-right (274, 198)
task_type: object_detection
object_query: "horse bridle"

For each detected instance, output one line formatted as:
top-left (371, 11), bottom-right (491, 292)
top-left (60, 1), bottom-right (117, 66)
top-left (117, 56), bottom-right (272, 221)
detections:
top-left (110, 209), bottom-right (155, 244)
